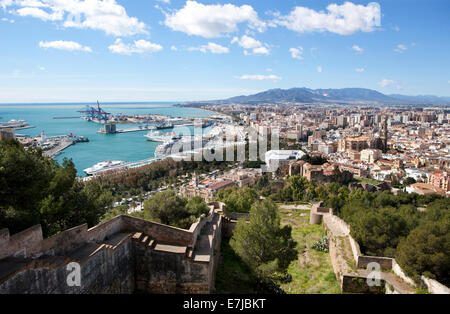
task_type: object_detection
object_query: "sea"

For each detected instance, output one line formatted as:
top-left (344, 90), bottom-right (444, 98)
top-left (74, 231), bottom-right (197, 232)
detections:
top-left (0, 102), bottom-right (214, 176)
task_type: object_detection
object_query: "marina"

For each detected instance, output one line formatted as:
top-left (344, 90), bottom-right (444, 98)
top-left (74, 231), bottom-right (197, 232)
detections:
top-left (0, 102), bottom-right (220, 176)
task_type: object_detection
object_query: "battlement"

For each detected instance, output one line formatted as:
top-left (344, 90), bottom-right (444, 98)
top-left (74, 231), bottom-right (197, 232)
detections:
top-left (0, 203), bottom-right (223, 294)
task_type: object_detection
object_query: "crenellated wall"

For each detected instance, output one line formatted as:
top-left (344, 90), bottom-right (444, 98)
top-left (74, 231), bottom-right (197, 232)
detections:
top-left (312, 203), bottom-right (450, 294)
top-left (0, 203), bottom-right (224, 294)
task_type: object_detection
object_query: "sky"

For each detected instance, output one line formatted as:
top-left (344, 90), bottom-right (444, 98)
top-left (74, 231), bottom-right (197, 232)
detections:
top-left (0, 0), bottom-right (449, 103)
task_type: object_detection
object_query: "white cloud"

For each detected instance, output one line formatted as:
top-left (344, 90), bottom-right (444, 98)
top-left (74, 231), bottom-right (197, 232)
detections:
top-left (448, 80), bottom-right (450, 84)
top-left (170, 45), bottom-right (177, 51)
top-left (235, 74), bottom-right (282, 81)
top-left (2, 0), bottom-right (147, 36)
top-left (352, 44), bottom-right (364, 54)
top-left (394, 44), bottom-right (407, 53)
top-left (108, 39), bottom-right (163, 55)
top-left (355, 68), bottom-right (365, 72)
top-left (393, 25), bottom-right (400, 32)
top-left (38, 66), bottom-right (46, 71)
top-left (1, 17), bottom-right (14, 23)
top-left (273, 2), bottom-right (381, 35)
top-left (378, 79), bottom-right (397, 87)
top-left (164, 0), bottom-right (266, 38)
top-left (317, 66), bottom-right (323, 73)
top-left (290, 46), bottom-right (304, 60)
top-left (231, 35), bottom-right (269, 55)
top-left (16, 7), bottom-right (63, 21)
top-left (187, 42), bottom-right (229, 54)
top-left (39, 40), bottom-right (92, 52)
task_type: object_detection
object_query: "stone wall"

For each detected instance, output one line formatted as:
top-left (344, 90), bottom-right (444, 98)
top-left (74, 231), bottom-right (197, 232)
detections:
top-left (0, 203), bottom-right (223, 294)
top-left (0, 233), bottom-right (134, 294)
top-left (341, 275), bottom-right (386, 294)
top-left (422, 276), bottom-right (450, 294)
top-left (357, 256), bottom-right (393, 270)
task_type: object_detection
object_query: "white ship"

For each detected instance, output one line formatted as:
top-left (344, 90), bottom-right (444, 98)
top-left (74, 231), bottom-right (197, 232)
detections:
top-left (144, 131), bottom-right (180, 142)
top-left (83, 160), bottom-right (127, 176)
top-left (154, 135), bottom-right (209, 158)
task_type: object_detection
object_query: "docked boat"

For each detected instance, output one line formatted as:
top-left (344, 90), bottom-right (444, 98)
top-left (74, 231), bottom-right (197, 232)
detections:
top-left (151, 122), bottom-right (174, 130)
top-left (83, 160), bottom-right (127, 176)
top-left (154, 135), bottom-right (209, 158)
top-left (0, 119), bottom-right (30, 129)
top-left (144, 131), bottom-right (180, 142)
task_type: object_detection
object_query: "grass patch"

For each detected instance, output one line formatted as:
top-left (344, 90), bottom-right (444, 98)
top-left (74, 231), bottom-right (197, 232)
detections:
top-left (279, 208), bottom-right (341, 294)
top-left (354, 178), bottom-right (382, 185)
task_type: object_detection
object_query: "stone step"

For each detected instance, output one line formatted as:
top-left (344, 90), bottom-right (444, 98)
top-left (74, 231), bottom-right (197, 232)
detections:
top-left (132, 232), bottom-right (144, 242)
top-left (154, 242), bottom-right (187, 255)
top-left (141, 235), bottom-right (149, 245)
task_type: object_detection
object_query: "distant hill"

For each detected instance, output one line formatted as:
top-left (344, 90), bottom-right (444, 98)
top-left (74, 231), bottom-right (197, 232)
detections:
top-left (218, 88), bottom-right (450, 105)
top-left (388, 94), bottom-right (450, 104)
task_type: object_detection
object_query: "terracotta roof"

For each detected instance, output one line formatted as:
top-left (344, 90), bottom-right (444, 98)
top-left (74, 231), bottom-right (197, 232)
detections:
top-left (209, 180), bottom-right (234, 191)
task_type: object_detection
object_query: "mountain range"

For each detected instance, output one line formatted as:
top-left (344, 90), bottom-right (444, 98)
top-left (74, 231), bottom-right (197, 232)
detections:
top-left (218, 88), bottom-right (450, 105)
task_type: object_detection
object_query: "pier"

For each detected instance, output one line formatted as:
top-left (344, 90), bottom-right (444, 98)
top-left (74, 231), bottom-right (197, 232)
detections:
top-left (43, 140), bottom-right (74, 158)
top-left (97, 125), bottom-right (157, 134)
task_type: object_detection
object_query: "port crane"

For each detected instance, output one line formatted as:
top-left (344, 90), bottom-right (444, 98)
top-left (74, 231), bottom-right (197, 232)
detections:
top-left (77, 100), bottom-right (110, 122)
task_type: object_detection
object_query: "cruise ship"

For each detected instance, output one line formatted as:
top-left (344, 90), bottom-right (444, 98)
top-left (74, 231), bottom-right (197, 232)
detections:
top-left (0, 119), bottom-right (30, 129)
top-left (83, 160), bottom-right (127, 176)
top-left (154, 135), bottom-right (209, 158)
top-left (144, 131), bottom-right (181, 142)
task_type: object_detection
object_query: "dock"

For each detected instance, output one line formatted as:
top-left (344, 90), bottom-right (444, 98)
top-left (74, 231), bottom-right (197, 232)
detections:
top-left (43, 140), bottom-right (74, 158)
top-left (97, 125), bottom-right (156, 134)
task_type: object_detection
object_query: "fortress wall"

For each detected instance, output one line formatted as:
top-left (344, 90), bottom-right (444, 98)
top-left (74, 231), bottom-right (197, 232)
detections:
top-left (0, 237), bottom-right (134, 294)
top-left (0, 204), bottom-right (223, 294)
top-left (86, 216), bottom-right (125, 243)
top-left (357, 256), bottom-right (393, 270)
top-left (422, 276), bottom-right (450, 294)
top-left (0, 225), bottom-right (43, 260)
top-left (317, 207), bottom-right (332, 214)
top-left (41, 224), bottom-right (89, 256)
top-left (348, 237), bottom-right (361, 264)
top-left (222, 209), bottom-right (249, 221)
top-left (392, 260), bottom-right (416, 287)
top-left (133, 213), bottom-right (222, 294)
top-left (134, 247), bottom-right (209, 293)
top-left (190, 206), bottom-right (215, 249)
top-left (208, 215), bottom-right (222, 292)
top-left (121, 215), bottom-right (193, 247)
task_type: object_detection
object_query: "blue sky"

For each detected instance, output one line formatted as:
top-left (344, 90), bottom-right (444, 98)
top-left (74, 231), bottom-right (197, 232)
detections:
top-left (0, 0), bottom-right (449, 102)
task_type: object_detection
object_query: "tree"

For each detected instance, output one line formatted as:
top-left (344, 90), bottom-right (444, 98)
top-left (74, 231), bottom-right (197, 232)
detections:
top-left (0, 138), bottom-right (113, 237)
top-left (216, 187), bottom-right (258, 213)
top-left (230, 200), bottom-right (297, 277)
top-left (300, 154), bottom-right (327, 165)
top-left (403, 177), bottom-right (417, 186)
top-left (396, 220), bottom-right (450, 286)
top-left (141, 191), bottom-right (209, 229)
top-left (349, 207), bottom-right (410, 257)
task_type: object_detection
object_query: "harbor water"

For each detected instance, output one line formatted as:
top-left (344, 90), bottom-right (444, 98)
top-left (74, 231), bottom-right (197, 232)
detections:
top-left (0, 103), bottom-right (213, 176)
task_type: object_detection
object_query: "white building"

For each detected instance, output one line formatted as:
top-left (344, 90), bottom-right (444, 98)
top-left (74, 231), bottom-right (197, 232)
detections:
top-left (265, 150), bottom-right (306, 172)
top-left (360, 149), bottom-right (382, 164)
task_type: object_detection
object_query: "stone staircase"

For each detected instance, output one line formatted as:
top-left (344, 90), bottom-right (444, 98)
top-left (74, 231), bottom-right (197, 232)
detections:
top-left (193, 214), bottom-right (220, 263)
top-left (131, 232), bottom-right (188, 256)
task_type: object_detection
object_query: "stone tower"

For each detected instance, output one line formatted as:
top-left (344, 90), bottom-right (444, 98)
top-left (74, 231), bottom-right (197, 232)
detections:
top-left (382, 115), bottom-right (388, 153)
